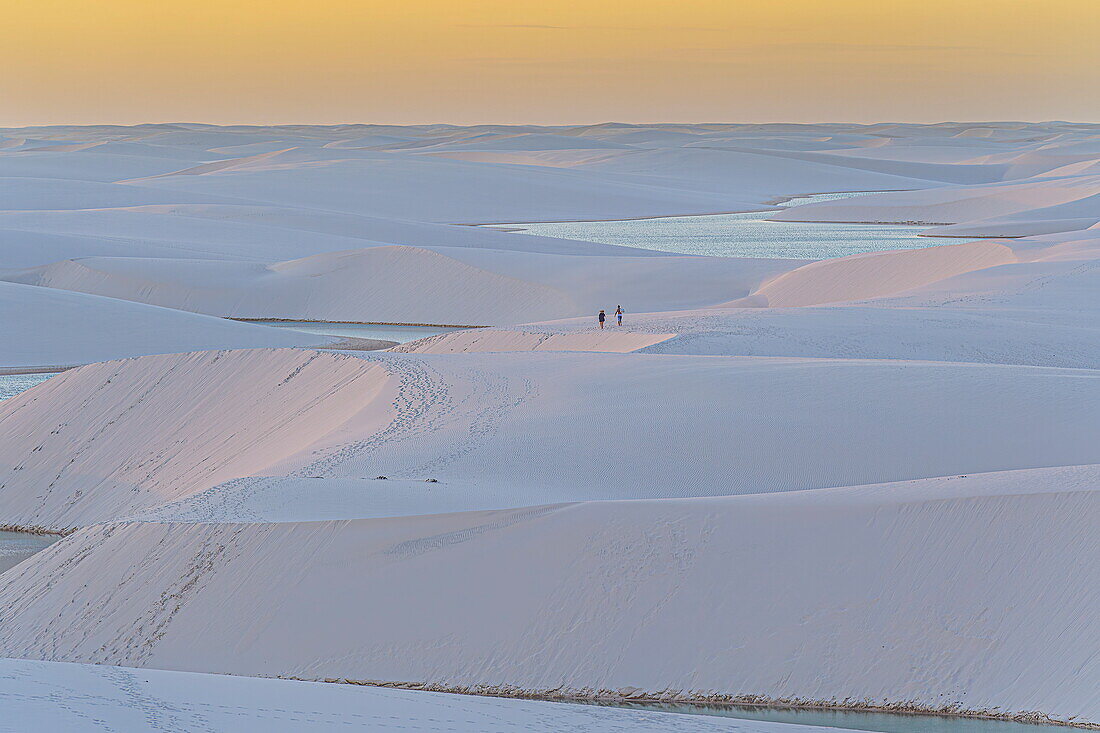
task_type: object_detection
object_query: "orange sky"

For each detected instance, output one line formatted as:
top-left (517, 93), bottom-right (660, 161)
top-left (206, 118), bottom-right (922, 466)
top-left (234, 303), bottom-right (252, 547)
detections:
top-left (3, 0), bottom-right (1097, 126)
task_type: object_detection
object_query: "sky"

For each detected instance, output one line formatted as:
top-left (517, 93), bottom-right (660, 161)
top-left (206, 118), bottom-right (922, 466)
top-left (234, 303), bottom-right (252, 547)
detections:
top-left (3, 0), bottom-right (1098, 126)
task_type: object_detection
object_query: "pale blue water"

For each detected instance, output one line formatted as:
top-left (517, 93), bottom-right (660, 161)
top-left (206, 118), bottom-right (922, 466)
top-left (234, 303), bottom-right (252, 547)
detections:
top-left (0, 531), bottom-right (59, 574)
top-left (0, 373), bottom-right (57, 401)
top-left (493, 193), bottom-right (971, 260)
top-left (246, 321), bottom-right (468, 343)
top-left (587, 702), bottom-right (1062, 732)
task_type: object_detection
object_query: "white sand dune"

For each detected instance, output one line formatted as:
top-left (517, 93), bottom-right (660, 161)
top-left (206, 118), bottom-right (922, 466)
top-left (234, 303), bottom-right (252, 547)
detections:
top-left (0, 349), bottom-right (388, 529)
top-left (128, 152), bottom-right (746, 223)
top-left (772, 174), bottom-right (1100, 234)
top-left (0, 176), bottom-right (234, 210)
top-left (0, 281), bottom-right (331, 369)
top-left (0, 203), bottom-right (650, 269)
top-left (411, 131), bottom-right (637, 152)
top-left (1, 466), bottom-right (1096, 724)
top-left (399, 305), bottom-right (1100, 368)
top-left (2, 121), bottom-right (1098, 335)
top-left (928, 215), bottom-right (1100, 238)
top-left (127, 147), bottom-right (299, 180)
top-left (2, 348), bottom-right (1097, 531)
top-left (3, 247), bottom-right (796, 324)
top-left (389, 328), bottom-right (676, 354)
top-left (0, 659), bottom-right (837, 733)
top-left (2, 121), bottom-right (1100, 728)
top-left (396, 230), bottom-right (1100, 366)
top-left (4, 248), bottom-right (579, 324)
top-left (0, 150), bottom-right (205, 181)
top-left (731, 239), bottom-right (1019, 307)
top-left (669, 144), bottom-right (1010, 185)
top-left (567, 146), bottom-right (943, 196)
top-left (125, 476), bottom-right (529, 524)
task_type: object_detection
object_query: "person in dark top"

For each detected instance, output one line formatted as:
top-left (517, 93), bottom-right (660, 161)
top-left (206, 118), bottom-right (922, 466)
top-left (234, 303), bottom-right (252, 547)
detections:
top-left (615, 305), bottom-right (623, 326)
top-left (598, 309), bottom-right (606, 329)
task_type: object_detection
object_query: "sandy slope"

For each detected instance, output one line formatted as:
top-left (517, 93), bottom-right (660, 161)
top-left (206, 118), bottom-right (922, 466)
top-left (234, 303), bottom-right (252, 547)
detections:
top-left (0, 281), bottom-right (331, 369)
top-left (1, 121), bottom-right (1098, 336)
top-left (1, 467), bottom-right (1096, 724)
top-left (395, 306), bottom-right (1100, 368)
top-left (389, 329), bottom-right (677, 354)
top-left (2, 122), bottom-right (1100, 727)
top-left (393, 230), bottom-right (1100, 368)
top-left (2, 348), bottom-right (1097, 531)
top-left (0, 202), bottom-right (654, 268)
top-left (772, 174), bottom-right (1100, 235)
top-left (126, 150), bottom-right (749, 223)
top-left (4, 248), bottom-right (580, 324)
top-left (0, 350), bottom-right (390, 529)
top-left (730, 240), bottom-right (1018, 307)
top-left (3, 247), bottom-right (797, 324)
top-left (0, 659), bottom-right (819, 733)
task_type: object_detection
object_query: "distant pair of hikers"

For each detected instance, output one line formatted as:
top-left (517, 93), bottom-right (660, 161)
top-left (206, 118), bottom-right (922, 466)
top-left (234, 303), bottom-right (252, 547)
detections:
top-left (598, 306), bottom-right (623, 329)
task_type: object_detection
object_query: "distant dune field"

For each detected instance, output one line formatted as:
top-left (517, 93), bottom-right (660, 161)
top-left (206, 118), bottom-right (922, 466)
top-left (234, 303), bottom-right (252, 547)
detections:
top-left (1, 122), bottom-right (1098, 729)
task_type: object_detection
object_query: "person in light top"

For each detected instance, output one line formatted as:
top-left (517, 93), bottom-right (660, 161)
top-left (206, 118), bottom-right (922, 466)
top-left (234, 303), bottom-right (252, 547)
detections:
top-left (615, 305), bottom-right (623, 326)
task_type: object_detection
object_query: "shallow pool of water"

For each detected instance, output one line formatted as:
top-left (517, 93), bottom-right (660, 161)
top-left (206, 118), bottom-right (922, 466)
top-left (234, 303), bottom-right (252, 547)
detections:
top-left (0, 373), bottom-right (58, 402)
top-left (244, 321), bottom-right (469, 343)
top-left (587, 701), bottom-right (1063, 732)
top-left (0, 531), bottom-right (59, 574)
top-left (492, 192), bottom-right (971, 260)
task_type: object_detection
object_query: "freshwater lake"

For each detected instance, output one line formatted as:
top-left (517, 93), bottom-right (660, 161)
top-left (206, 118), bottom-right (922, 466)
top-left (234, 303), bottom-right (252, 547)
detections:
top-left (0, 373), bottom-right (56, 402)
top-left (0, 380), bottom-right (65, 572)
top-left (489, 192), bottom-right (971, 260)
top-left (242, 321), bottom-right (465, 343)
top-left (0, 531), bottom-right (59, 574)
